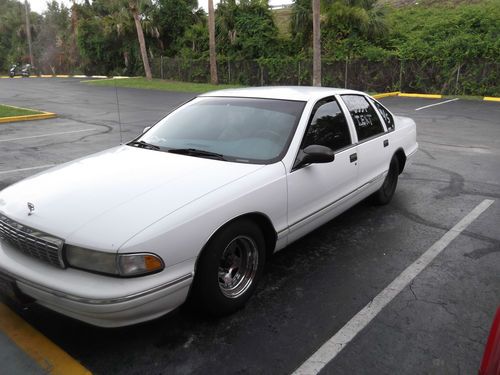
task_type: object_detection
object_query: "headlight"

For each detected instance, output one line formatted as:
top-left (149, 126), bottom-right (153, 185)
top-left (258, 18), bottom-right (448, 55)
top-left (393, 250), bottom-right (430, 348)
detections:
top-left (65, 246), bottom-right (164, 277)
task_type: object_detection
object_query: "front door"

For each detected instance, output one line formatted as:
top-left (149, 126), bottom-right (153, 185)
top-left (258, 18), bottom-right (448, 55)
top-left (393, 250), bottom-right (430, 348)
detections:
top-left (287, 97), bottom-right (358, 243)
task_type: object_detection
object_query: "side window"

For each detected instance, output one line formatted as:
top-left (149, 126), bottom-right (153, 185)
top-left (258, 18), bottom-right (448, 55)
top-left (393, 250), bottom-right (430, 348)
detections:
top-left (372, 99), bottom-right (395, 131)
top-left (301, 98), bottom-right (351, 151)
top-left (342, 95), bottom-right (384, 141)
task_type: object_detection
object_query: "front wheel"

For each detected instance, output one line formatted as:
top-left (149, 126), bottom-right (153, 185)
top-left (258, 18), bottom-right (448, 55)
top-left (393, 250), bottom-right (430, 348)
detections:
top-left (191, 219), bottom-right (266, 316)
top-left (372, 156), bottom-right (399, 205)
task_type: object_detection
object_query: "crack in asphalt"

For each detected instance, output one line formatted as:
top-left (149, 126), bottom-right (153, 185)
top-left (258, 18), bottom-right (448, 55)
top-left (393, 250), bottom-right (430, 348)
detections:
top-left (413, 163), bottom-right (465, 199)
top-left (464, 246), bottom-right (500, 260)
top-left (417, 147), bottom-right (436, 160)
top-left (395, 206), bottom-right (500, 247)
top-left (419, 140), bottom-right (490, 150)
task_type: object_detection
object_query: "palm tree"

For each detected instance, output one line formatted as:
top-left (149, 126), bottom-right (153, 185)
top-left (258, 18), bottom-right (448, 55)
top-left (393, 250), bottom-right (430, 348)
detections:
top-left (208, 0), bottom-right (218, 84)
top-left (312, 0), bottom-right (321, 86)
top-left (129, 0), bottom-right (152, 79)
top-left (102, 0), bottom-right (153, 79)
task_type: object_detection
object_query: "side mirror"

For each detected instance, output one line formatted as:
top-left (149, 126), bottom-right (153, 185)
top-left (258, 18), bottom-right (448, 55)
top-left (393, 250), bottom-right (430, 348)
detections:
top-left (294, 145), bottom-right (335, 169)
top-left (143, 126), bottom-right (151, 134)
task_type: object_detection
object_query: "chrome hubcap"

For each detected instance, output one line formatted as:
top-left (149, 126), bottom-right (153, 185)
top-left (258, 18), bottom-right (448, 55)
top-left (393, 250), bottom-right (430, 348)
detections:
top-left (218, 235), bottom-right (259, 298)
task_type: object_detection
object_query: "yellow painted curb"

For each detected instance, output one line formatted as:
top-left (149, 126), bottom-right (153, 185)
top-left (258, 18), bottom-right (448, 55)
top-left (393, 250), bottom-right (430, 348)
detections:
top-left (372, 92), bottom-right (400, 99)
top-left (398, 93), bottom-right (442, 99)
top-left (0, 104), bottom-right (56, 123)
top-left (0, 303), bottom-right (91, 375)
top-left (55, 75), bottom-right (70, 78)
top-left (0, 113), bottom-right (56, 123)
top-left (483, 96), bottom-right (500, 102)
top-left (40, 75), bottom-right (54, 78)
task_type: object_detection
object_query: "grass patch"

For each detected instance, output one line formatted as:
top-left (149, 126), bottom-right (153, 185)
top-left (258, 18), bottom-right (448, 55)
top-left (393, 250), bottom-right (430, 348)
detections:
top-left (85, 78), bottom-right (243, 93)
top-left (0, 104), bottom-right (44, 118)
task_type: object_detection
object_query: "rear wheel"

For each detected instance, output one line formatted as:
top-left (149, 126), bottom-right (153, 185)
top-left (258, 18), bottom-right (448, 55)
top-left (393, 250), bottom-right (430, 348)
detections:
top-left (372, 156), bottom-right (399, 205)
top-left (191, 219), bottom-right (266, 316)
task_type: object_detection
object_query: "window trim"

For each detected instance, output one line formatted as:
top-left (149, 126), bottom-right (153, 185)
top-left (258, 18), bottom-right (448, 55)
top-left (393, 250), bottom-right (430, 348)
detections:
top-left (291, 96), bottom-right (355, 171)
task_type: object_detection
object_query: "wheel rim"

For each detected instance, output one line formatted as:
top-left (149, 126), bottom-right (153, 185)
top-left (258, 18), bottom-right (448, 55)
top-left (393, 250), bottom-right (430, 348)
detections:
top-left (218, 235), bottom-right (259, 299)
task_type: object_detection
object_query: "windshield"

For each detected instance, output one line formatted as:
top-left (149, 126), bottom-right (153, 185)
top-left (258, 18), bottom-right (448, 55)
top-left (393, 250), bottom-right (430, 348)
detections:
top-left (138, 97), bottom-right (306, 164)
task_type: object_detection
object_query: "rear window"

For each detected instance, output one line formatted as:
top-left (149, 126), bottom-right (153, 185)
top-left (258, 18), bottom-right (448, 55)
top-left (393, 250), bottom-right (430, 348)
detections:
top-left (341, 95), bottom-right (384, 141)
top-left (371, 99), bottom-right (395, 131)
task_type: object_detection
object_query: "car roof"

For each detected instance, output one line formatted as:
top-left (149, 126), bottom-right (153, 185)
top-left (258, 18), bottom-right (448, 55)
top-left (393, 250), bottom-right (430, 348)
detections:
top-left (199, 86), bottom-right (366, 102)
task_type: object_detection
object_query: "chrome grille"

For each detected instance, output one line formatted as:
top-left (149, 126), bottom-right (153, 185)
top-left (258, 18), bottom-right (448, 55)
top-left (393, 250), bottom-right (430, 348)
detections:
top-left (0, 214), bottom-right (65, 268)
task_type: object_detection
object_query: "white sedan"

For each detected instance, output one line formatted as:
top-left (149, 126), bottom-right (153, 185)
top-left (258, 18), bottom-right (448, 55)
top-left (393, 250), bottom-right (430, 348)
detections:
top-left (0, 87), bottom-right (417, 327)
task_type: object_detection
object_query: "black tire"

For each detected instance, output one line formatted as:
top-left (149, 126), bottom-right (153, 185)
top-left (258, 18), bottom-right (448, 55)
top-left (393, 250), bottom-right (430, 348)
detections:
top-left (372, 156), bottom-right (399, 205)
top-left (191, 219), bottom-right (266, 316)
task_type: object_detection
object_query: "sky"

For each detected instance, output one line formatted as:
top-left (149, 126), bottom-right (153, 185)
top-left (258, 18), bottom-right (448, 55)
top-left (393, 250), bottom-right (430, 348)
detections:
top-left (27, 0), bottom-right (292, 14)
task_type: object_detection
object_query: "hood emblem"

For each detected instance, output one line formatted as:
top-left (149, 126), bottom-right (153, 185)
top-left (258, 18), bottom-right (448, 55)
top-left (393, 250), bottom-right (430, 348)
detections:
top-left (27, 202), bottom-right (35, 216)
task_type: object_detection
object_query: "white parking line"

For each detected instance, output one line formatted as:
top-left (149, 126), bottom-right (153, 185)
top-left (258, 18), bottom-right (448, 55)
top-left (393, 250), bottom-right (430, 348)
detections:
top-left (0, 128), bottom-right (97, 142)
top-left (292, 199), bottom-right (494, 375)
top-left (0, 164), bottom-right (55, 175)
top-left (415, 98), bottom-right (459, 111)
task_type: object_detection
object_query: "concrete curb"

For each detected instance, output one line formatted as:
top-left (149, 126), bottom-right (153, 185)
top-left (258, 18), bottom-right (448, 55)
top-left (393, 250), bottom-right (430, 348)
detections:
top-left (0, 303), bottom-right (91, 375)
top-left (0, 104), bottom-right (56, 124)
top-left (0, 75), bottom-right (131, 80)
top-left (398, 93), bottom-right (442, 99)
top-left (372, 92), bottom-right (400, 99)
top-left (483, 96), bottom-right (500, 102)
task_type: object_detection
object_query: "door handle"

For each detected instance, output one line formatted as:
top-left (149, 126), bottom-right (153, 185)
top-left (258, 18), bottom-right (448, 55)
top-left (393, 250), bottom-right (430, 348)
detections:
top-left (383, 139), bottom-right (389, 147)
top-left (350, 153), bottom-right (357, 163)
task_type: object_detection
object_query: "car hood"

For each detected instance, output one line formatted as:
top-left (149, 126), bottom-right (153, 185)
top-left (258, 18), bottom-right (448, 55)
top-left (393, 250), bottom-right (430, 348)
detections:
top-left (0, 145), bottom-right (264, 252)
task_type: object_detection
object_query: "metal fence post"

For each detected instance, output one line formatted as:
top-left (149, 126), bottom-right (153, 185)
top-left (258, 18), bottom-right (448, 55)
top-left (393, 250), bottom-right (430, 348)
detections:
top-left (298, 60), bottom-right (301, 86)
top-left (160, 56), bottom-right (164, 79)
top-left (455, 63), bottom-right (461, 94)
top-left (344, 57), bottom-right (348, 89)
top-left (399, 59), bottom-right (403, 92)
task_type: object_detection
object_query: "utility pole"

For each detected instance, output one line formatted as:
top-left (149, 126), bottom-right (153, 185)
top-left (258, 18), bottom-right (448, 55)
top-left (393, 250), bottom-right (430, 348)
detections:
top-left (24, 0), bottom-right (34, 67)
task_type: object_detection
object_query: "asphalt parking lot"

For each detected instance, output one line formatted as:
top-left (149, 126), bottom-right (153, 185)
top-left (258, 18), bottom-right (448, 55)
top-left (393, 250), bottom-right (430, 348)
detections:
top-left (1, 78), bottom-right (499, 375)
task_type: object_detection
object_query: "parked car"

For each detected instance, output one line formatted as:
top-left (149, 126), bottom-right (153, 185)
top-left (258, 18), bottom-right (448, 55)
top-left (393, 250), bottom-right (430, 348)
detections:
top-left (479, 307), bottom-right (500, 375)
top-left (0, 87), bottom-right (417, 327)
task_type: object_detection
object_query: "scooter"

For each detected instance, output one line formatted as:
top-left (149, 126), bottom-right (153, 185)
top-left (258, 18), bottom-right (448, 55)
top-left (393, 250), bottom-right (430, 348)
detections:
top-left (21, 64), bottom-right (31, 77)
top-left (9, 64), bottom-right (30, 78)
top-left (9, 64), bottom-right (18, 78)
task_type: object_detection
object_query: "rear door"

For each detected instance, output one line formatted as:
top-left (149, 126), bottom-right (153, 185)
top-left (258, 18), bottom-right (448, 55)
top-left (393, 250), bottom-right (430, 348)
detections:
top-left (340, 94), bottom-right (391, 188)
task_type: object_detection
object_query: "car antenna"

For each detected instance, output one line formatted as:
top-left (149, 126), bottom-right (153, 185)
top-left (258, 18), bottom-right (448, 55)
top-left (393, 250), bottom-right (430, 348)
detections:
top-left (114, 79), bottom-right (124, 144)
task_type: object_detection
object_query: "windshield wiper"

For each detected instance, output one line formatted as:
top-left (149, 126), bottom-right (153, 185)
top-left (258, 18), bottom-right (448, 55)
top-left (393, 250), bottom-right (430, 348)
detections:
top-left (168, 148), bottom-right (226, 160)
top-left (128, 140), bottom-right (160, 150)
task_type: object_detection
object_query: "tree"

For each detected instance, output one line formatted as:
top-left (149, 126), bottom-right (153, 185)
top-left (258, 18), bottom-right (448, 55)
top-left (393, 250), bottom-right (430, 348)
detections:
top-left (153, 0), bottom-right (200, 56)
top-left (208, 0), bottom-right (217, 84)
top-left (312, 0), bottom-right (321, 86)
top-left (291, 0), bottom-right (312, 54)
top-left (216, 0), bottom-right (279, 60)
top-left (128, 0), bottom-right (152, 79)
top-left (322, 0), bottom-right (389, 59)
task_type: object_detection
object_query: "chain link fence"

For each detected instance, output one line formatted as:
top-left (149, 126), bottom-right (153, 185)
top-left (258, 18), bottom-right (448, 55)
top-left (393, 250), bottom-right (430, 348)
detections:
top-left (152, 57), bottom-right (499, 96)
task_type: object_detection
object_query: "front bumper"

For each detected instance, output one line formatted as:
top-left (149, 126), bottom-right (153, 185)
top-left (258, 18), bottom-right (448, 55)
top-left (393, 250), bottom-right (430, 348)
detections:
top-left (0, 239), bottom-right (194, 327)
